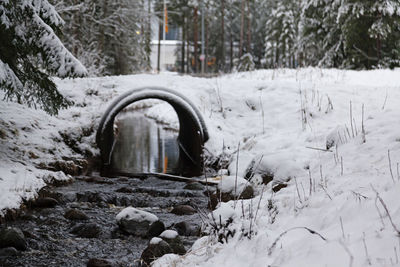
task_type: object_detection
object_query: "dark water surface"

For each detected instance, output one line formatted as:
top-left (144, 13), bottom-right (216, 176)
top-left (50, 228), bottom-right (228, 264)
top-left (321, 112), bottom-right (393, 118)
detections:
top-left (111, 113), bottom-right (180, 175)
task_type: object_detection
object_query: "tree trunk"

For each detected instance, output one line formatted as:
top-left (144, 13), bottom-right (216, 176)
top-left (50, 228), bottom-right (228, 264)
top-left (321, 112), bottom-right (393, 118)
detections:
top-left (229, 2), bottom-right (234, 71)
top-left (157, 23), bottom-right (162, 72)
top-left (246, 0), bottom-right (251, 54)
top-left (193, 6), bottom-right (198, 73)
top-left (220, 0), bottom-right (225, 71)
top-left (181, 16), bottom-right (185, 73)
top-left (239, 0), bottom-right (245, 58)
top-left (205, 14), bottom-right (209, 73)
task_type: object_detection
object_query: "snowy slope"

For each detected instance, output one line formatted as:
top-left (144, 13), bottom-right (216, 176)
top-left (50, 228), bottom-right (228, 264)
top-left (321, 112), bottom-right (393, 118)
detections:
top-left (1, 68), bottom-right (400, 266)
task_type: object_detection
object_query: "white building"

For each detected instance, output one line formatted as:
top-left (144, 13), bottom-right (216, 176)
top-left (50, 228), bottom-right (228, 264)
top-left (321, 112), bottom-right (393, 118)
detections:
top-left (150, 16), bottom-right (181, 72)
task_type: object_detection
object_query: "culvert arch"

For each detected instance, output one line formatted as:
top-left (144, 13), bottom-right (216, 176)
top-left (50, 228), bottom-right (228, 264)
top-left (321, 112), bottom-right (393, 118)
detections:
top-left (96, 87), bottom-right (209, 177)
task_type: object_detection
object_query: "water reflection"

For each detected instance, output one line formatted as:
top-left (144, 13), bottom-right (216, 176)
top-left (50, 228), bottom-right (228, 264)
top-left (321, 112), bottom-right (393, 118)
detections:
top-left (111, 113), bottom-right (180, 174)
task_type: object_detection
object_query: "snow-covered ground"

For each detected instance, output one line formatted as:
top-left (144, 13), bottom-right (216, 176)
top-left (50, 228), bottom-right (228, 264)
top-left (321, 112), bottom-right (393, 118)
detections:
top-left (1, 68), bottom-right (400, 266)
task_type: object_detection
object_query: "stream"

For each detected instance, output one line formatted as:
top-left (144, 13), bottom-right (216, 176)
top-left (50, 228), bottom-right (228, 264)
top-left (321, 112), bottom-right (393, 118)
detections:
top-left (0, 112), bottom-right (209, 267)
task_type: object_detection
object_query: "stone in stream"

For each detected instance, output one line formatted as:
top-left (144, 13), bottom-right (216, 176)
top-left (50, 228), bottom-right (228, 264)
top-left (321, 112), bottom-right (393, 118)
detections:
top-left (87, 258), bottom-right (116, 267)
top-left (64, 209), bottom-right (89, 220)
top-left (115, 187), bottom-right (134, 193)
top-left (116, 207), bottom-right (164, 237)
top-left (32, 197), bottom-right (59, 208)
top-left (183, 182), bottom-right (204, 191)
top-left (141, 237), bottom-right (173, 266)
top-left (159, 230), bottom-right (186, 255)
top-left (0, 227), bottom-right (27, 251)
top-left (170, 205), bottom-right (196, 215)
top-left (173, 221), bottom-right (199, 236)
top-left (70, 223), bottom-right (101, 238)
top-left (0, 247), bottom-right (19, 257)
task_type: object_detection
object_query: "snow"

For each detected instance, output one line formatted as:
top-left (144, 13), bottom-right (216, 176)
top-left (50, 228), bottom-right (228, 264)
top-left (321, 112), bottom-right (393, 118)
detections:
top-left (159, 230), bottom-right (179, 239)
top-left (116, 207), bottom-right (158, 223)
top-left (217, 175), bottom-right (249, 196)
top-left (1, 68), bottom-right (400, 266)
top-left (149, 237), bottom-right (163, 245)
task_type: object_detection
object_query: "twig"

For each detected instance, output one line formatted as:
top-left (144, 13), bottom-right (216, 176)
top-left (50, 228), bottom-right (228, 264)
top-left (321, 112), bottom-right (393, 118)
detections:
top-left (350, 101), bottom-right (355, 138)
top-left (362, 232), bottom-right (372, 265)
top-left (341, 156), bottom-right (344, 176)
top-left (320, 185), bottom-right (333, 200)
top-left (234, 141), bottom-right (240, 208)
top-left (308, 169), bottom-right (312, 197)
top-left (388, 150), bottom-right (395, 183)
top-left (372, 185), bottom-right (400, 235)
top-left (260, 92), bottom-right (265, 134)
top-left (361, 103), bottom-right (366, 143)
top-left (268, 227), bottom-right (327, 255)
top-left (382, 90), bottom-right (388, 110)
top-left (306, 146), bottom-right (333, 152)
top-left (340, 240), bottom-right (354, 267)
top-left (340, 216), bottom-right (345, 239)
top-left (253, 185), bottom-right (265, 222)
top-left (294, 176), bottom-right (302, 203)
top-left (397, 163), bottom-right (400, 181)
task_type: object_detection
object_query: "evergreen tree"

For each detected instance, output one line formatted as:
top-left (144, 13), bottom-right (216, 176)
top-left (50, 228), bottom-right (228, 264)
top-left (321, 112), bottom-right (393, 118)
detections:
top-left (338, 0), bottom-right (400, 69)
top-left (265, 0), bottom-right (300, 68)
top-left (53, 0), bottom-right (149, 76)
top-left (0, 0), bottom-right (87, 115)
top-left (300, 0), bottom-right (345, 68)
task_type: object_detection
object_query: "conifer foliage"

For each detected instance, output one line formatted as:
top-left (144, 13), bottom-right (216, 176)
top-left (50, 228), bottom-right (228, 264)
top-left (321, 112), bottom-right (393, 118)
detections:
top-left (0, 0), bottom-right (87, 115)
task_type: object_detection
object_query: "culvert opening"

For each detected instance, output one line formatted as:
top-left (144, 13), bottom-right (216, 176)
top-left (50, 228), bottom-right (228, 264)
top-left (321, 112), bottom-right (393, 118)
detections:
top-left (111, 102), bottom-right (181, 175)
top-left (96, 87), bottom-right (209, 178)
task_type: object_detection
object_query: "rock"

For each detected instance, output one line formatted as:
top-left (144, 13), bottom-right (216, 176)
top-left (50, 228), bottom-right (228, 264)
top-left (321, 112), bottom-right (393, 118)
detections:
top-left (64, 209), bottom-right (89, 221)
top-left (115, 187), bottom-right (134, 193)
top-left (49, 160), bottom-right (81, 176)
top-left (183, 182), bottom-right (204, 191)
top-left (173, 221), bottom-right (199, 236)
top-left (244, 159), bottom-right (274, 185)
top-left (0, 247), bottom-right (19, 257)
top-left (116, 207), bottom-right (163, 237)
top-left (170, 205), bottom-right (196, 215)
top-left (260, 173), bottom-right (274, 185)
top-left (33, 197), bottom-right (59, 208)
top-left (71, 223), bottom-right (101, 238)
top-left (159, 230), bottom-right (186, 255)
top-left (84, 177), bottom-right (113, 185)
top-left (239, 185), bottom-right (254, 199)
top-left (141, 238), bottom-right (173, 266)
top-left (0, 227), bottom-right (27, 251)
top-left (87, 258), bottom-right (115, 267)
top-left (272, 183), bottom-right (287, 193)
top-left (147, 221), bottom-right (165, 237)
top-left (208, 185), bottom-right (254, 210)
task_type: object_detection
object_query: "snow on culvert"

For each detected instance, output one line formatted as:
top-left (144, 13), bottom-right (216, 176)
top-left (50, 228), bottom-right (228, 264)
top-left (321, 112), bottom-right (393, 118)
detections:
top-left (116, 207), bottom-right (158, 223)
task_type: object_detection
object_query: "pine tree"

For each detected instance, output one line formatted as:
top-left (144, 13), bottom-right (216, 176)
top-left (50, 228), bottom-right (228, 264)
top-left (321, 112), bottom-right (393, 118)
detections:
top-left (0, 0), bottom-right (87, 115)
top-left (53, 0), bottom-right (149, 76)
top-left (300, 0), bottom-right (345, 68)
top-left (339, 0), bottom-right (400, 69)
top-left (265, 0), bottom-right (300, 68)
